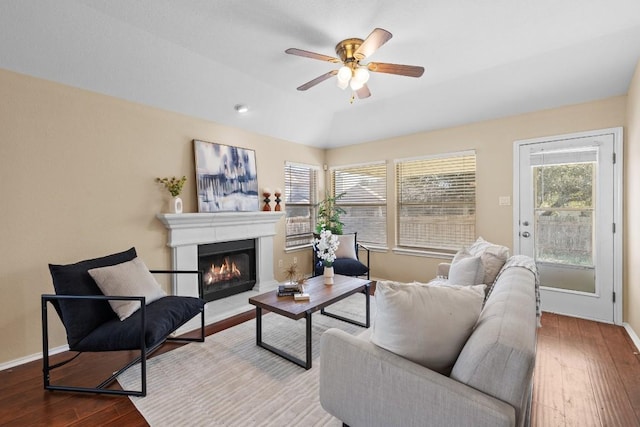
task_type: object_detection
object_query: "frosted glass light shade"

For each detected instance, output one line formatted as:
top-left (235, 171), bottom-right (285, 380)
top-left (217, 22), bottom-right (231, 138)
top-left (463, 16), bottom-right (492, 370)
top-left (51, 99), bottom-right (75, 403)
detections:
top-left (350, 79), bottom-right (364, 90)
top-left (337, 66), bottom-right (352, 82)
top-left (353, 67), bottom-right (370, 84)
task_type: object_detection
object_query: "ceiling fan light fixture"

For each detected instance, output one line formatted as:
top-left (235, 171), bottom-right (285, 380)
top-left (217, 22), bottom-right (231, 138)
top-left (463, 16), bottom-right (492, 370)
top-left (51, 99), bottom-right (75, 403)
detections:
top-left (337, 66), bottom-right (352, 83)
top-left (285, 27), bottom-right (423, 101)
top-left (349, 79), bottom-right (364, 91)
top-left (353, 67), bottom-right (370, 84)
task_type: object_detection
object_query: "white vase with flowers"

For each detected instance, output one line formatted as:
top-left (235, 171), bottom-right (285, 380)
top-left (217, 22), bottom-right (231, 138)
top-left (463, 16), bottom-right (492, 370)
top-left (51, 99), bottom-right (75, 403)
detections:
top-left (314, 228), bottom-right (340, 285)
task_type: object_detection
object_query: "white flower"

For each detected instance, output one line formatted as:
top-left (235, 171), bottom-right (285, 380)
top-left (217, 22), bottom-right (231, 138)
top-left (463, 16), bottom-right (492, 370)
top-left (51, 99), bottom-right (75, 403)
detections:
top-left (314, 228), bottom-right (340, 267)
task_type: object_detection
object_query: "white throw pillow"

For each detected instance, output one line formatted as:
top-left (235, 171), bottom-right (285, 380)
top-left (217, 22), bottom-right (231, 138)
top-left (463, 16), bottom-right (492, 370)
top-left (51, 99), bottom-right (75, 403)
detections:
top-left (468, 237), bottom-right (509, 284)
top-left (88, 257), bottom-right (166, 321)
top-left (334, 234), bottom-right (358, 260)
top-left (448, 249), bottom-right (485, 286)
top-left (370, 281), bottom-right (486, 374)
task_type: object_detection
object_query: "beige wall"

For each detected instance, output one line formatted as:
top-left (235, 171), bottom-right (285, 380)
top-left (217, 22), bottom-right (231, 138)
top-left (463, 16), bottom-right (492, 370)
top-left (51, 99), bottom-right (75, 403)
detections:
top-left (0, 64), bottom-right (634, 367)
top-left (625, 61), bottom-right (640, 333)
top-left (326, 97), bottom-right (627, 283)
top-left (0, 68), bottom-right (324, 364)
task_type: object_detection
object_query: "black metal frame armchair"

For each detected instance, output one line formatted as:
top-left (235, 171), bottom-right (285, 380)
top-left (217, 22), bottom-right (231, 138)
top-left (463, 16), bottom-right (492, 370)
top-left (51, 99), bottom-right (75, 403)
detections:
top-left (313, 232), bottom-right (370, 280)
top-left (42, 248), bottom-right (206, 397)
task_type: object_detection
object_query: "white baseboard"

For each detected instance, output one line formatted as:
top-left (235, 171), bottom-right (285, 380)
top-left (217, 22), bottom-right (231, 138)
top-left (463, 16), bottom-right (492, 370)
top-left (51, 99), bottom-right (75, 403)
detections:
top-left (623, 322), bottom-right (640, 352)
top-left (0, 344), bottom-right (69, 373)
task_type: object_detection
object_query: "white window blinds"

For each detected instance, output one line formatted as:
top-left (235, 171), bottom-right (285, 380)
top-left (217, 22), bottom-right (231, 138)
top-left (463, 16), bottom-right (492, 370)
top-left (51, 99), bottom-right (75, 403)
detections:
top-left (331, 162), bottom-right (387, 246)
top-left (284, 162), bottom-right (318, 248)
top-left (396, 152), bottom-right (476, 251)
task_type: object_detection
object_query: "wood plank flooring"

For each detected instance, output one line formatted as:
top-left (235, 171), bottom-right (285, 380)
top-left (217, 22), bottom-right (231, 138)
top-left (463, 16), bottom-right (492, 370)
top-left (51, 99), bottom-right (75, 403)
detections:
top-left (1, 311), bottom-right (638, 426)
top-left (532, 313), bottom-right (640, 426)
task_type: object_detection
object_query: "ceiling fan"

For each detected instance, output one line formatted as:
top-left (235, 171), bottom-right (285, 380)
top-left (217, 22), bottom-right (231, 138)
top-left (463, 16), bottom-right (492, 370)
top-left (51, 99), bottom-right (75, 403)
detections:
top-left (285, 28), bottom-right (424, 100)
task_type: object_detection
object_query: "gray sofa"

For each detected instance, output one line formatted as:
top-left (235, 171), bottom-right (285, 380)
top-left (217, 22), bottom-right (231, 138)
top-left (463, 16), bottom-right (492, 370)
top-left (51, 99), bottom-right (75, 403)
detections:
top-left (319, 256), bottom-right (538, 427)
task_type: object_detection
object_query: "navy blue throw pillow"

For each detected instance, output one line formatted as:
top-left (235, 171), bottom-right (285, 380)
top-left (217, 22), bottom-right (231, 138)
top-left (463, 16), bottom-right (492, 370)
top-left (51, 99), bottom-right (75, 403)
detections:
top-left (48, 247), bottom-right (137, 348)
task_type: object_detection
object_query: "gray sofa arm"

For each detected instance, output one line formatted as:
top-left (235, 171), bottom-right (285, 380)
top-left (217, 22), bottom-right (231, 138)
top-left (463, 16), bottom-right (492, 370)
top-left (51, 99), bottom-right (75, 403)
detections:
top-left (319, 328), bottom-right (515, 427)
top-left (437, 262), bottom-right (451, 278)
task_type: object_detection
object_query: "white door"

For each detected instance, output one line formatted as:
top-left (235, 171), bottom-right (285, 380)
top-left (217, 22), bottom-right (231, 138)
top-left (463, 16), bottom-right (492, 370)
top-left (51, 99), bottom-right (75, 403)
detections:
top-left (514, 128), bottom-right (623, 324)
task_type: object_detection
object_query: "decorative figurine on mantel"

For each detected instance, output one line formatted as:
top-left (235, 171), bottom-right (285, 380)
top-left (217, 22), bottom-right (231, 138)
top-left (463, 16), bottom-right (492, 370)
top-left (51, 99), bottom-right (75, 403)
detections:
top-left (156, 176), bottom-right (187, 214)
top-left (274, 188), bottom-right (282, 211)
top-left (262, 188), bottom-right (272, 211)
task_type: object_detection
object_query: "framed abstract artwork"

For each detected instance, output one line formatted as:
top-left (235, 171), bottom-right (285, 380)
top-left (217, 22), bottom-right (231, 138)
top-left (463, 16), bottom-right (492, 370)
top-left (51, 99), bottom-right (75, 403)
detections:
top-left (193, 139), bottom-right (259, 212)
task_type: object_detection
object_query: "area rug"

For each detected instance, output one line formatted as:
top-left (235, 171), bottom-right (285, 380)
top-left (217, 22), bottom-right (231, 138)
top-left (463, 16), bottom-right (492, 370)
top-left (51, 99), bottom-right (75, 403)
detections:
top-left (118, 292), bottom-right (374, 426)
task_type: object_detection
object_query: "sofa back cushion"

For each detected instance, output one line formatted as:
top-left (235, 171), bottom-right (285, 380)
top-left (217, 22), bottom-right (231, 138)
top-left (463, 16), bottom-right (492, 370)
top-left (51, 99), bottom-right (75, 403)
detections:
top-left (450, 264), bottom-right (537, 425)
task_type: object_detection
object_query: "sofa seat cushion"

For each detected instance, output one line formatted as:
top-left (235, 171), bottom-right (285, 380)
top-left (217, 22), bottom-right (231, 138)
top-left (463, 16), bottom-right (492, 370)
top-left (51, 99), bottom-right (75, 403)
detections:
top-left (72, 295), bottom-right (205, 352)
top-left (370, 281), bottom-right (486, 374)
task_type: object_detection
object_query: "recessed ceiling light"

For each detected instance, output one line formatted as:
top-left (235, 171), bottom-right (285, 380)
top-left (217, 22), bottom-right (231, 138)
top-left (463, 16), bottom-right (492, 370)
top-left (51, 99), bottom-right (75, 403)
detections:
top-left (234, 104), bottom-right (249, 113)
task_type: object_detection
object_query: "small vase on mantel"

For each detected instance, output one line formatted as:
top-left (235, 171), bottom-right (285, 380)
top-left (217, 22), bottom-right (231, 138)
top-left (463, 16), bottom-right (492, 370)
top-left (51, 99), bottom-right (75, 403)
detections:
top-left (323, 265), bottom-right (334, 285)
top-left (170, 196), bottom-right (183, 214)
top-left (156, 176), bottom-right (187, 215)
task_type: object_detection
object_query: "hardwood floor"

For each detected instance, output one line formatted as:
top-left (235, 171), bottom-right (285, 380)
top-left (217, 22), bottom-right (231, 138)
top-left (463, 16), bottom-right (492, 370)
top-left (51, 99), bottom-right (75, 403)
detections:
top-left (1, 311), bottom-right (639, 426)
top-left (532, 313), bottom-right (640, 426)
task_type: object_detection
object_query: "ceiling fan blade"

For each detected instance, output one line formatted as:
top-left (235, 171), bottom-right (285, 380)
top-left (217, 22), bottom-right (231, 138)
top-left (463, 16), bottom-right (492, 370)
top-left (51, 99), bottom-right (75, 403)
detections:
top-left (285, 48), bottom-right (340, 63)
top-left (356, 84), bottom-right (371, 99)
top-left (297, 70), bottom-right (338, 91)
top-left (367, 62), bottom-right (425, 77)
top-left (354, 28), bottom-right (392, 60)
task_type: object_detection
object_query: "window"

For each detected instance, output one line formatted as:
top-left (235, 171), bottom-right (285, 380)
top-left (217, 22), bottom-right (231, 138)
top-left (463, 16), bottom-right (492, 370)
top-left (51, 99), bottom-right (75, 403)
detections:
top-left (284, 162), bottom-right (319, 248)
top-left (396, 151), bottom-right (476, 252)
top-left (331, 162), bottom-right (387, 246)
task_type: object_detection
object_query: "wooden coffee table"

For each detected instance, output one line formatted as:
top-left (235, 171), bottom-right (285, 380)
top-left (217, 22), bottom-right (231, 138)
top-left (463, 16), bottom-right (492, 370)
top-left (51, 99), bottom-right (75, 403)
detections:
top-left (248, 274), bottom-right (371, 369)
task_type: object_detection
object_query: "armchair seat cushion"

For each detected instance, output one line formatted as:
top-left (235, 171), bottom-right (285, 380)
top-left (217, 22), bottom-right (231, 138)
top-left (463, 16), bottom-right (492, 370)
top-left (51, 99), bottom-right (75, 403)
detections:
top-left (334, 258), bottom-right (369, 276)
top-left (72, 295), bottom-right (205, 352)
top-left (316, 258), bottom-right (369, 277)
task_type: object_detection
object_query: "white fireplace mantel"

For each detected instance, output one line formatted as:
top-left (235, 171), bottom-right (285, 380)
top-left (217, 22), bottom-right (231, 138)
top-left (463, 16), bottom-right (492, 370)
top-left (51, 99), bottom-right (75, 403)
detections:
top-left (157, 211), bottom-right (284, 326)
top-left (157, 211), bottom-right (284, 247)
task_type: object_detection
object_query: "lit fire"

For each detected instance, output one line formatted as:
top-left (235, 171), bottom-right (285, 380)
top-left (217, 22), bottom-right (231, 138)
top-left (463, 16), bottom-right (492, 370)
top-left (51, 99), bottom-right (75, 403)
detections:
top-left (203, 257), bottom-right (242, 285)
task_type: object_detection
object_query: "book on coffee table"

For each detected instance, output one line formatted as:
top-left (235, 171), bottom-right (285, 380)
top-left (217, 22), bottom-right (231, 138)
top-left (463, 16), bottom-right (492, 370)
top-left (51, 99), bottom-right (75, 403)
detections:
top-left (294, 293), bottom-right (310, 301)
top-left (277, 284), bottom-right (301, 296)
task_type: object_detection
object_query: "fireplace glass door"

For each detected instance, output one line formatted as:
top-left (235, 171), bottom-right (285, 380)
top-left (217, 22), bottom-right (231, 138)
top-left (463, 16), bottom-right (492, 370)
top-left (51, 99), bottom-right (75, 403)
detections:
top-left (198, 239), bottom-right (256, 302)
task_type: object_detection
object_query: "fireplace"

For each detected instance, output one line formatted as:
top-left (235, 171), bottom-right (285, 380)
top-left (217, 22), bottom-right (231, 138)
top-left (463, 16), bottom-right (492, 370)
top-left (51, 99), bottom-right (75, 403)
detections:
top-left (198, 239), bottom-right (256, 302)
top-left (156, 211), bottom-right (283, 329)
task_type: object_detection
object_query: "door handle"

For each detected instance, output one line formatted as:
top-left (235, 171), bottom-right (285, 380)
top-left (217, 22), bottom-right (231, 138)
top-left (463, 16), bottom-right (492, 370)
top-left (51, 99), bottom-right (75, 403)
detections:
top-left (521, 231), bottom-right (531, 238)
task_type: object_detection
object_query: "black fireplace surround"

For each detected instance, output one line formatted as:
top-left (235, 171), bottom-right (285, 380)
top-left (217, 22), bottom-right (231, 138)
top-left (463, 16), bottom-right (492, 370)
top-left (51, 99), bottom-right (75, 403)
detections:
top-left (197, 239), bottom-right (256, 302)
